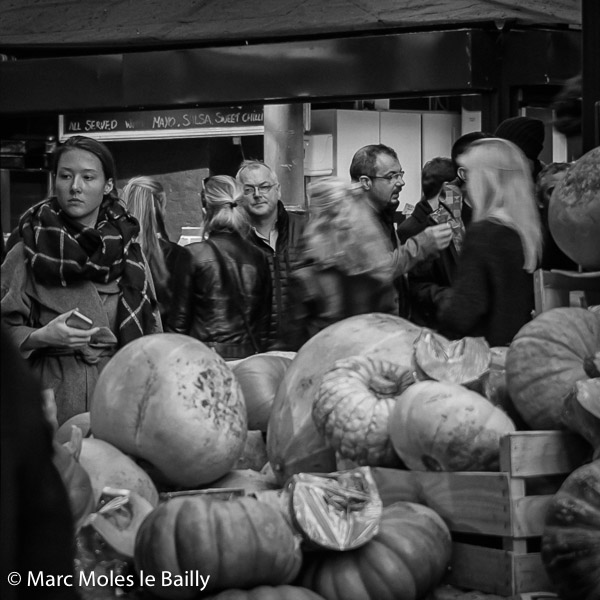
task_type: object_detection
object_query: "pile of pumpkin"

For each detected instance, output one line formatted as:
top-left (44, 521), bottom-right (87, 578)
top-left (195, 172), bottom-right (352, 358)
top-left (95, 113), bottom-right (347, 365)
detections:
top-left (51, 307), bottom-right (600, 600)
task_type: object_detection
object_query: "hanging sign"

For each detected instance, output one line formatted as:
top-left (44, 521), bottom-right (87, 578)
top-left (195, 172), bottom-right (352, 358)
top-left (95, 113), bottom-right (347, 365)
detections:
top-left (58, 106), bottom-right (264, 141)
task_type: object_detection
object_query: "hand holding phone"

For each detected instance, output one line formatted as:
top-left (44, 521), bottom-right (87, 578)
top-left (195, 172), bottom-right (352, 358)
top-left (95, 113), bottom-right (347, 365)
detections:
top-left (66, 309), bottom-right (93, 330)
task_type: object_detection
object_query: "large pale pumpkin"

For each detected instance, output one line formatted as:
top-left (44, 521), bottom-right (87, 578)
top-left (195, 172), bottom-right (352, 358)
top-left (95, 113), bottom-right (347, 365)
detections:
top-left (134, 495), bottom-right (303, 599)
top-left (90, 333), bottom-right (247, 487)
top-left (313, 354), bottom-right (414, 466)
top-left (541, 459), bottom-right (600, 600)
top-left (233, 354), bottom-right (293, 431)
top-left (549, 147), bottom-right (600, 270)
top-left (506, 308), bottom-right (600, 430)
top-left (298, 501), bottom-right (451, 600)
top-left (389, 381), bottom-right (516, 471)
top-left (267, 314), bottom-right (422, 485)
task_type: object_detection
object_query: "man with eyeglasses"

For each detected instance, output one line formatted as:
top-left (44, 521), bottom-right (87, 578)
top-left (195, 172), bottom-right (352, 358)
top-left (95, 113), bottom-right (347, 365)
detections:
top-left (350, 144), bottom-right (453, 319)
top-left (236, 160), bottom-right (306, 351)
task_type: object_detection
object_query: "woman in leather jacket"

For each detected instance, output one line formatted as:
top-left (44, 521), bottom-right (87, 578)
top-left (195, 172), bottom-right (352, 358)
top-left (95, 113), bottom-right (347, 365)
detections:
top-left (167, 176), bottom-right (271, 360)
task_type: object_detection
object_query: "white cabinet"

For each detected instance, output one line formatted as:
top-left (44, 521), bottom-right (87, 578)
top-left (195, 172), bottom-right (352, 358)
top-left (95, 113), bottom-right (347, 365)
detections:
top-left (309, 108), bottom-right (460, 212)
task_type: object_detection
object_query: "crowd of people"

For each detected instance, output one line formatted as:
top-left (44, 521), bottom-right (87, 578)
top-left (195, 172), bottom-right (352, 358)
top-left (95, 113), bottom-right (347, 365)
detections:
top-left (0, 115), bottom-right (579, 426)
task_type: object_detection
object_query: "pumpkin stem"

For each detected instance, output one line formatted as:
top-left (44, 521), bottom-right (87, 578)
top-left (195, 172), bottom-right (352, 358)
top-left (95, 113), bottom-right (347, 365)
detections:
top-left (583, 355), bottom-right (600, 378)
top-left (369, 373), bottom-right (403, 396)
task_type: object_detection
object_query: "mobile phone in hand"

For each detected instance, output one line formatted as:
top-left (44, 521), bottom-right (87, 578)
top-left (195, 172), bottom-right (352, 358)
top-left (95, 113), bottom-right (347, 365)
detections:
top-left (66, 310), bottom-right (93, 330)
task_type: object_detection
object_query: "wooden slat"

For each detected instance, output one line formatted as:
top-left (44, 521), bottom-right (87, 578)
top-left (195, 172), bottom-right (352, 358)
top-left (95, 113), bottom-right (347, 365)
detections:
top-left (512, 495), bottom-right (554, 537)
top-left (513, 552), bottom-right (554, 595)
top-left (447, 543), bottom-right (512, 596)
top-left (417, 471), bottom-right (512, 536)
top-left (500, 431), bottom-right (590, 477)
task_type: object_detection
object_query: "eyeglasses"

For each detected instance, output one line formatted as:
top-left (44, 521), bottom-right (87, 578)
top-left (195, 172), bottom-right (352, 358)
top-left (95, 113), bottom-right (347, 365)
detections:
top-left (243, 183), bottom-right (276, 196)
top-left (367, 171), bottom-right (405, 182)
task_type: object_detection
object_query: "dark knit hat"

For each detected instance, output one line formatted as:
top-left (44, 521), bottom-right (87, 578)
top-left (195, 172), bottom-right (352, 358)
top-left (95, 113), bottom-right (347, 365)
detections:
top-left (494, 116), bottom-right (545, 161)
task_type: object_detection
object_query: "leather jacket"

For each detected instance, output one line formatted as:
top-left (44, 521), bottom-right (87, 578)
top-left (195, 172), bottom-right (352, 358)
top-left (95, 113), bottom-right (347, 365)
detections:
top-left (248, 202), bottom-right (307, 351)
top-left (167, 231), bottom-right (272, 360)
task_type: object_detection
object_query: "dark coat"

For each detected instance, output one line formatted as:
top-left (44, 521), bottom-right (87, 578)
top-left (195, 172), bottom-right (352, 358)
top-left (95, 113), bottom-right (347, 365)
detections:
top-left (1, 326), bottom-right (79, 600)
top-left (437, 220), bottom-right (534, 346)
top-left (167, 230), bottom-right (272, 360)
top-left (154, 237), bottom-right (187, 323)
top-left (397, 198), bottom-right (459, 329)
top-left (247, 202), bottom-right (307, 351)
top-left (289, 265), bottom-right (395, 349)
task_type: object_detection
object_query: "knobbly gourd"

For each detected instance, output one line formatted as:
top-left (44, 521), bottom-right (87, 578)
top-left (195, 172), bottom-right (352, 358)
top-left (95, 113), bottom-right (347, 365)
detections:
top-left (541, 459), bottom-right (600, 600)
top-left (313, 354), bottom-right (414, 466)
top-left (389, 380), bottom-right (516, 471)
top-left (267, 314), bottom-right (422, 485)
top-left (299, 501), bottom-right (452, 600)
top-left (90, 333), bottom-right (247, 487)
top-left (506, 307), bottom-right (600, 430)
top-left (549, 147), bottom-right (600, 269)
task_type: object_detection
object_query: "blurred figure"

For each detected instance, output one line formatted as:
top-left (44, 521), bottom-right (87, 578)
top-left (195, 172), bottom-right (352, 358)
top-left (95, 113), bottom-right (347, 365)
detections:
top-left (1, 323), bottom-right (79, 600)
top-left (167, 176), bottom-right (271, 360)
top-left (535, 162), bottom-right (577, 271)
top-left (121, 176), bottom-right (186, 323)
top-left (437, 138), bottom-right (542, 346)
top-left (236, 160), bottom-right (306, 351)
top-left (495, 116), bottom-right (545, 180)
top-left (1, 135), bottom-right (160, 426)
top-left (289, 177), bottom-right (398, 347)
top-left (350, 144), bottom-right (453, 319)
top-left (397, 157), bottom-right (461, 329)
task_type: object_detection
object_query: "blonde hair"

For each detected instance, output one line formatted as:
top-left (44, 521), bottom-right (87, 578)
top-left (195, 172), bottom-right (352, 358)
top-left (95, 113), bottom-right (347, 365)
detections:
top-left (304, 176), bottom-right (393, 281)
top-left (203, 175), bottom-right (250, 237)
top-left (121, 176), bottom-right (169, 288)
top-left (460, 138), bottom-right (542, 272)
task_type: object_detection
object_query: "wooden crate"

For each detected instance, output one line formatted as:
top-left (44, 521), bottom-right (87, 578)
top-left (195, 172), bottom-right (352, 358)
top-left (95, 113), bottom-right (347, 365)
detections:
top-left (375, 431), bottom-right (591, 598)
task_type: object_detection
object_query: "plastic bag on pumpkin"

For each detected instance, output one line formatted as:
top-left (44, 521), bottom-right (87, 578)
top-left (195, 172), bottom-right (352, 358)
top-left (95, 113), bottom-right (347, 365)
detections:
top-left (75, 487), bottom-right (153, 599)
top-left (286, 467), bottom-right (382, 551)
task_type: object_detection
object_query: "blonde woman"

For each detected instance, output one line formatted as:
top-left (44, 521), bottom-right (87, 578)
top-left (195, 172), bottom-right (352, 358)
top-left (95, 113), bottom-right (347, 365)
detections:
top-left (167, 176), bottom-right (271, 360)
top-left (121, 176), bottom-right (185, 322)
top-left (437, 138), bottom-right (543, 346)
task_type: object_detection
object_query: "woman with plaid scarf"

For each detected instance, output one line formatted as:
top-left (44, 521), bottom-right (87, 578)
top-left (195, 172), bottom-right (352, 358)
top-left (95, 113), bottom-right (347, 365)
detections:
top-left (1, 136), bottom-right (161, 425)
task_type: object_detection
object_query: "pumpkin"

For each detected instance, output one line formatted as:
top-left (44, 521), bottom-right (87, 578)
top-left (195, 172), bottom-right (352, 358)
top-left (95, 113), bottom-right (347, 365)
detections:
top-left (506, 307), bottom-right (600, 430)
top-left (541, 459), bottom-right (600, 600)
top-left (413, 330), bottom-right (491, 390)
top-left (389, 381), bottom-right (516, 471)
top-left (52, 426), bottom-right (95, 529)
top-left (90, 333), bottom-right (247, 487)
top-left (233, 354), bottom-right (293, 431)
top-left (562, 379), bottom-right (600, 460)
top-left (549, 147), bottom-right (600, 270)
top-left (54, 412), bottom-right (91, 445)
top-left (313, 355), bottom-right (414, 466)
top-left (78, 437), bottom-right (159, 507)
top-left (298, 501), bottom-right (451, 600)
top-left (205, 586), bottom-right (326, 600)
top-left (267, 314), bottom-right (422, 485)
top-left (134, 495), bottom-right (303, 599)
top-left (234, 430), bottom-right (268, 471)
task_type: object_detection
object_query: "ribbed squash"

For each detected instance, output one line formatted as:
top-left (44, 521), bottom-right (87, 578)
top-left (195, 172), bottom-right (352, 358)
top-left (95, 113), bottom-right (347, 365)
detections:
top-left (298, 501), bottom-right (451, 600)
top-left (506, 308), bottom-right (600, 430)
top-left (134, 495), bottom-right (302, 599)
top-left (267, 314), bottom-right (422, 485)
top-left (205, 587), bottom-right (326, 600)
top-left (541, 459), bottom-right (600, 600)
top-left (389, 381), bottom-right (516, 471)
top-left (91, 333), bottom-right (247, 487)
top-left (313, 355), bottom-right (414, 466)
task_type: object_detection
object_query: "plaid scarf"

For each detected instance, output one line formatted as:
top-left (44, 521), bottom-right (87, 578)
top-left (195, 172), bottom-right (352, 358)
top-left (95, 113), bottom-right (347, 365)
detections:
top-left (19, 197), bottom-right (157, 345)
